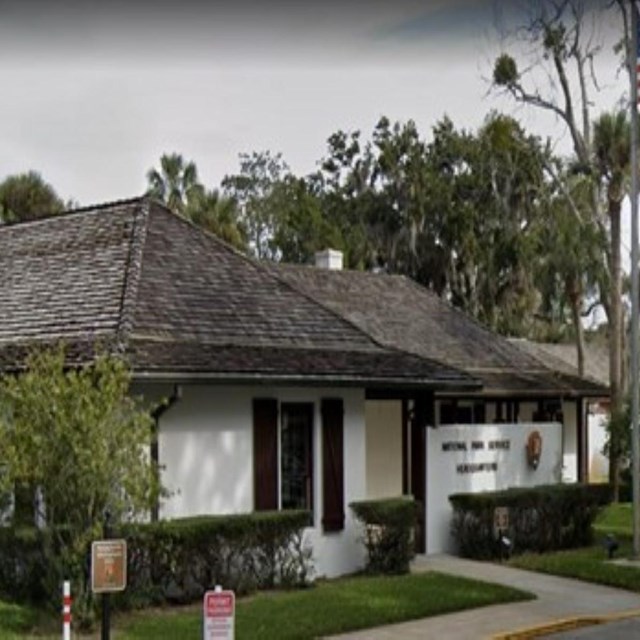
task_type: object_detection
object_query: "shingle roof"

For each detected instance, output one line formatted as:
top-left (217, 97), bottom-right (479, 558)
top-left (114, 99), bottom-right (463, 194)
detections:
top-left (128, 341), bottom-right (471, 387)
top-left (271, 264), bottom-right (607, 397)
top-left (0, 199), bottom-right (137, 346)
top-left (0, 198), bottom-right (476, 390)
top-left (509, 338), bottom-right (609, 389)
top-left (133, 202), bottom-right (379, 350)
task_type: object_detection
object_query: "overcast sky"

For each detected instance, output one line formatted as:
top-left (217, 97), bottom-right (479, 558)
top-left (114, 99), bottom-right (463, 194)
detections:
top-left (0, 0), bottom-right (626, 206)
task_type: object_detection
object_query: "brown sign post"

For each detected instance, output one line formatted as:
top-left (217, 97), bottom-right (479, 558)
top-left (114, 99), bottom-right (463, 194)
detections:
top-left (91, 540), bottom-right (127, 593)
top-left (92, 533), bottom-right (127, 640)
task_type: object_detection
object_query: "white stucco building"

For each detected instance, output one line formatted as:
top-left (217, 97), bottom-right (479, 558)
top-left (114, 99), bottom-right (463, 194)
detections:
top-left (0, 198), bottom-right (608, 577)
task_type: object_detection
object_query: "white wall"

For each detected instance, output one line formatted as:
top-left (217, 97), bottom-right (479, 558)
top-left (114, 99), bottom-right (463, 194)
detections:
top-left (159, 386), bottom-right (254, 516)
top-left (561, 401), bottom-right (578, 482)
top-left (426, 422), bottom-right (562, 554)
top-left (588, 401), bottom-right (609, 483)
top-left (154, 384), bottom-right (367, 578)
top-left (365, 400), bottom-right (403, 499)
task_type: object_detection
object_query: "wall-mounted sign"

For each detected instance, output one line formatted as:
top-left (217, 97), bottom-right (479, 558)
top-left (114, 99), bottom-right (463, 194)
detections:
top-left (526, 430), bottom-right (543, 469)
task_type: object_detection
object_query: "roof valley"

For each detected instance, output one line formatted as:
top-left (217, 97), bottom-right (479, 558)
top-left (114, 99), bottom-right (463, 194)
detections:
top-left (263, 261), bottom-right (408, 356)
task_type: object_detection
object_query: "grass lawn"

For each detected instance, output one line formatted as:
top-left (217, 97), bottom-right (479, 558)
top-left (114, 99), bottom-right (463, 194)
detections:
top-left (0, 600), bottom-right (44, 639)
top-left (0, 571), bottom-right (533, 640)
top-left (509, 502), bottom-right (640, 592)
top-left (509, 540), bottom-right (640, 592)
top-left (594, 502), bottom-right (633, 537)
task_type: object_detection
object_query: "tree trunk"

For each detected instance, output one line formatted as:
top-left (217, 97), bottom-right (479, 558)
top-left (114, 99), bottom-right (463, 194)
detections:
top-left (608, 199), bottom-right (623, 501)
top-left (568, 277), bottom-right (586, 378)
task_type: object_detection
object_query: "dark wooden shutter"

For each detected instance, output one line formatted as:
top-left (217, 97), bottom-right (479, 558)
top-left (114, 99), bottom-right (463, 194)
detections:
top-left (321, 398), bottom-right (344, 532)
top-left (253, 398), bottom-right (278, 511)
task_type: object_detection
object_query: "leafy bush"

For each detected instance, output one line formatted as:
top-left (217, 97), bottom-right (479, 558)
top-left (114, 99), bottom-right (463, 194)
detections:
top-left (350, 497), bottom-right (418, 574)
top-left (0, 347), bottom-right (163, 628)
top-left (0, 511), bottom-right (313, 615)
top-left (449, 483), bottom-right (611, 560)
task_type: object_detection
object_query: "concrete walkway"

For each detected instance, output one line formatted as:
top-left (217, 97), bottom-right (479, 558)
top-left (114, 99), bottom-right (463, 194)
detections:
top-left (328, 555), bottom-right (640, 640)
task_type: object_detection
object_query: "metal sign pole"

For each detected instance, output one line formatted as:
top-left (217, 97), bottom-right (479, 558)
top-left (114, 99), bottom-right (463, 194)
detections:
top-left (630, 0), bottom-right (640, 559)
top-left (102, 512), bottom-right (111, 640)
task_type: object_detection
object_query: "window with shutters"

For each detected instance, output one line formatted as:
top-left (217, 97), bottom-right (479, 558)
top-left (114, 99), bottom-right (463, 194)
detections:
top-left (280, 403), bottom-right (314, 511)
top-left (253, 397), bottom-right (344, 532)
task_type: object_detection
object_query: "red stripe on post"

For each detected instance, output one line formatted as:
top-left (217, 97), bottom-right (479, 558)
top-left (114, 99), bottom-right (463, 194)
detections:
top-left (63, 596), bottom-right (72, 606)
top-left (63, 613), bottom-right (72, 623)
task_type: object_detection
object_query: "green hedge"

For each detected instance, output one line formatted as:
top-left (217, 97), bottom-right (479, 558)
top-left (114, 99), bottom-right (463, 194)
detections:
top-left (449, 483), bottom-right (611, 560)
top-left (0, 510), bottom-right (313, 613)
top-left (350, 497), bottom-right (418, 574)
top-left (119, 510), bottom-right (313, 607)
top-left (0, 526), bottom-right (48, 603)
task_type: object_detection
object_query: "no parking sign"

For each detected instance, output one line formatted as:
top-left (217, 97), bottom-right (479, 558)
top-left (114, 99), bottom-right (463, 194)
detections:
top-left (203, 587), bottom-right (235, 640)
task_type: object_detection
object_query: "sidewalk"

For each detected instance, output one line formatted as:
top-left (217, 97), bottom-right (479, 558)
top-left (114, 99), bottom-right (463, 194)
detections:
top-left (328, 554), bottom-right (640, 640)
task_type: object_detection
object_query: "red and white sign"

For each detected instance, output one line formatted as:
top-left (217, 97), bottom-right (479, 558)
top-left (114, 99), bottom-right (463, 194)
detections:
top-left (203, 588), bottom-right (235, 640)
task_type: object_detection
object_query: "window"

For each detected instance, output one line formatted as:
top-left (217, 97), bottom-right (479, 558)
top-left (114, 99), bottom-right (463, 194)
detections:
top-left (280, 403), bottom-right (314, 511)
top-left (533, 400), bottom-right (563, 423)
top-left (253, 397), bottom-right (344, 532)
top-left (439, 400), bottom-right (486, 425)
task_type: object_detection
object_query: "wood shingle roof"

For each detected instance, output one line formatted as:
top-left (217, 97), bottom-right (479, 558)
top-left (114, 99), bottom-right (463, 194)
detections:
top-left (0, 198), bottom-right (476, 390)
top-left (271, 264), bottom-right (607, 397)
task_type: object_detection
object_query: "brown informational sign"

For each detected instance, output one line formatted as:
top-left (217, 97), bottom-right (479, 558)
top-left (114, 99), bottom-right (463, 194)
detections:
top-left (91, 539), bottom-right (127, 593)
top-left (493, 507), bottom-right (509, 536)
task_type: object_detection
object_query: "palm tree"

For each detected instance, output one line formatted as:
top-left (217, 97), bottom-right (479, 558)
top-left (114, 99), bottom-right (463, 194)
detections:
top-left (146, 153), bottom-right (203, 214)
top-left (187, 189), bottom-right (247, 250)
top-left (593, 110), bottom-right (631, 498)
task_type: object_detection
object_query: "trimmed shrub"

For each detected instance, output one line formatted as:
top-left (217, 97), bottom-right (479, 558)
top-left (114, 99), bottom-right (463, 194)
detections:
top-left (119, 510), bottom-right (313, 608)
top-left (449, 483), bottom-right (611, 560)
top-left (0, 510), bottom-right (313, 613)
top-left (350, 497), bottom-right (418, 574)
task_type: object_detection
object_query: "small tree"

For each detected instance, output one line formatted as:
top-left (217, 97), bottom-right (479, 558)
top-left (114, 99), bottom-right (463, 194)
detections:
top-left (0, 171), bottom-right (66, 223)
top-left (0, 347), bottom-right (162, 627)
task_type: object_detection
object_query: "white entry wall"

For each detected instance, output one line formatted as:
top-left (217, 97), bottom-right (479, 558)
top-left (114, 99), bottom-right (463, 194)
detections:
top-left (426, 422), bottom-right (562, 554)
top-left (588, 401), bottom-right (609, 482)
top-left (515, 401), bottom-right (578, 482)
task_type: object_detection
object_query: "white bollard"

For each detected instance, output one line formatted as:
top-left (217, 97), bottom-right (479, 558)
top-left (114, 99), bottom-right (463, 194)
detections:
top-left (62, 580), bottom-right (72, 640)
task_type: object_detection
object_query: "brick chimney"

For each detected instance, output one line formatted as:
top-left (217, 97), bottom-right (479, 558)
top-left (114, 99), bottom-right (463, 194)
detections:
top-left (314, 249), bottom-right (343, 270)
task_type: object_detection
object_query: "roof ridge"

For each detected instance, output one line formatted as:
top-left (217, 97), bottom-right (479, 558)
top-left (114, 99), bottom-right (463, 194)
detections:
top-left (277, 261), bottom-right (407, 282)
top-left (0, 195), bottom-right (147, 230)
top-left (114, 200), bottom-right (150, 352)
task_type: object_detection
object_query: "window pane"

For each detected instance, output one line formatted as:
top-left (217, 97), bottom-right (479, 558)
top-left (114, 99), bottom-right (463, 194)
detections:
top-left (281, 404), bottom-right (313, 511)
